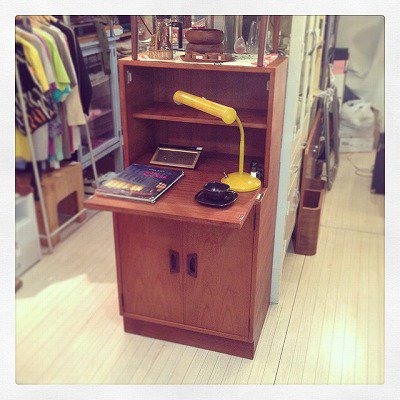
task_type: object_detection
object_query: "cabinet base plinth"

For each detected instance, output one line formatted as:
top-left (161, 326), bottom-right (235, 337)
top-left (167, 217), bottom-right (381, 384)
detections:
top-left (123, 317), bottom-right (255, 359)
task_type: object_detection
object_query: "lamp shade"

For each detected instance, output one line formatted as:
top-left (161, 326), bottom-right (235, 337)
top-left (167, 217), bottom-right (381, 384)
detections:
top-left (173, 90), bottom-right (237, 124)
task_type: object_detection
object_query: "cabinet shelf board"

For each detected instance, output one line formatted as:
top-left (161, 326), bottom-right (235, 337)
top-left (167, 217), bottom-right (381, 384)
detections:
top-left (119, 55), bottom-right (287, 74)
top-left (84, 152), bottom-right (264, 228)
top-left (131, 102), bottom-right (268, 129)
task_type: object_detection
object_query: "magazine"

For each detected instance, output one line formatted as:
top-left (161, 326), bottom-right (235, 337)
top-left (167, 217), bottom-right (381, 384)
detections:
top-left (95, 164), bottom-right (184, 203)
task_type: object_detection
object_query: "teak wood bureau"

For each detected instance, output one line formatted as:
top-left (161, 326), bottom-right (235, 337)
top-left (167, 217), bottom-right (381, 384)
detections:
top-left (85, 57), bottom-right (288, 358)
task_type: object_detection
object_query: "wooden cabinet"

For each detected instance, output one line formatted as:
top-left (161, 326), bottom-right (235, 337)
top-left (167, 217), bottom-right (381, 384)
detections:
top-left (85, 54), bottom-right (287, 358)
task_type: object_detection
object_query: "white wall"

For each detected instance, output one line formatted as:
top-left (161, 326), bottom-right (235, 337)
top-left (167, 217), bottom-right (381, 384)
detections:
top-left (336, 16), bottom-right (384, 130)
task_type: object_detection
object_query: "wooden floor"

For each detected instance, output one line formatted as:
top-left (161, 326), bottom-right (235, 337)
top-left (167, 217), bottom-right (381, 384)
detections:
top-left (15, 152), bottom-right (384, 384)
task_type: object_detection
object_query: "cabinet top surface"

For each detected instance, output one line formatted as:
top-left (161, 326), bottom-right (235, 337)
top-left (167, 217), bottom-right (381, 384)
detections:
top-left (118, 54), bottom-right (287, 74)
top-left (84, 153), bottom-right (264, 228)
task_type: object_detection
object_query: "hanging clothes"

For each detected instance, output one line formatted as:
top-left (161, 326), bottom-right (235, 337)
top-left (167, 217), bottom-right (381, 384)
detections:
top-left (16, 27), bottom-right (59, 162)
top-left (16, 17), bottom-right (92, 166)
top-left (53, 20), bottom-right (92, 115)
top-left (16, 27), bottom-right (56, 89)
top-left (39, 24), bottom-right (86, 127)
top-left (15, 35), bottom-right (49, 92)
top-left (37, 27), bottom-right (71, 158)
top-left (15, 42), bottom-right (56, 161)
top-left (32, 26), bottom-right (71, 161)
top-left (15, 43), bottom-right (55, 135)
top-left (33, 27), bottom-right (71, 102)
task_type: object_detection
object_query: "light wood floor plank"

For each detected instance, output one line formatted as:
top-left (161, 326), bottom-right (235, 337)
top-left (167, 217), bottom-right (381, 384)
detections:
top-left (220, 355), bottom-right (242, 384)
top-left (194, 351), bottom-right (220, 384)
top-left (367, 233), bottom-right (385, 383)
top-left (41, 288), bottom-right (119, 384)
top-left (260, 255), bottom-right (305, 384)
top-left (16, 213), bottom-right (114, 332)
top-left (90, 332), bottom-right (146, 384)
top-left (275, 226), bottom-right (384, 384)
top-left (141, 341), bottom-right (182, 384)
top-left (339, 233), bottom-right (359, 384)
top-left (207, 353), bottom-right (232, 384)
top-left (103, 335), bottom-right (151, 384)
top-left (155, 342), bottom-right (188, 384)
top-left (114, 343), bottom-right (155, 384)
top-left (167, 346), bottom-right (199, 384)
top-left (327, 229), bottom-right (353, 384)
top-left (285, 237), bottom-right (325, 384)
top-left (16, 272), bottom-right (115, 382)
top-left (313, 227), bottom-right (346, 384)
top-left (181, 349), bottom-right (208, 384)
top-left (321, 152), bottom-right (384, 234)
top-left (300, 234), bottom-right (335, 384)
top-left (128, 340), bottom-right (165, 384)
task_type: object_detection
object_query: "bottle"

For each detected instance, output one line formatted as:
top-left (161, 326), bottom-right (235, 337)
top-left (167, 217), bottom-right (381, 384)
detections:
top-left (234, 36), bottom-right (246, 54)
top-left (247, 20), bottom-right (259, 54)
top-left (250, 161), bottom-right (258, 178)
top-left (159, 20), bottom-right (172, 50)
top-left (169, 16), bottom-right (183, 50)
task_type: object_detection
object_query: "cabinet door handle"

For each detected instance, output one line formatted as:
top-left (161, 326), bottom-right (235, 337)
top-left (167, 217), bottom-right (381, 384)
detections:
top-left (187, 253), bottom-right (197, 278)
top-left (169, 250), bottom-right (180, 274)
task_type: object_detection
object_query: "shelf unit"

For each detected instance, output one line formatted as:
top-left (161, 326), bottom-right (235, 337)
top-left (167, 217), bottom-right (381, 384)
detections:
top-left (272, 16), bottom-right (329, 302)
top-left (78, 37), bottom-right (124, 172)
top-left (131, 103), bottom-right (267, 129)
top-left (85, 29), bottom-right (288, 358)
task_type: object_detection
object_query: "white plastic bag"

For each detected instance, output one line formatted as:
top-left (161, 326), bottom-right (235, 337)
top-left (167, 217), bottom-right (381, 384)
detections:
top-left (339, 100), bottom-right (375, 138)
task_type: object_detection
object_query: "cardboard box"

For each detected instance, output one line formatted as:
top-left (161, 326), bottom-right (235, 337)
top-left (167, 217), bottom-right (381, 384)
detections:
top-left (339, 137), bottom-right (374, 153)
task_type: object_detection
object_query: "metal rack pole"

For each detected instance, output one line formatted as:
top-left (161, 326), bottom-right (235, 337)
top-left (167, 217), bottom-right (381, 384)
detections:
top-left (57, 15), bottom-right (99, 188)
top-left (83, 122), bottom-right (99, 187)
top-left (15, 66), bottom-right (54, 252)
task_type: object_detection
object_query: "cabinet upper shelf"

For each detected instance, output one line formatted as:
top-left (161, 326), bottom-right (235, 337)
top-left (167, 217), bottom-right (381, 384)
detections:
top-left (131, 102), bottom-right (268, 129)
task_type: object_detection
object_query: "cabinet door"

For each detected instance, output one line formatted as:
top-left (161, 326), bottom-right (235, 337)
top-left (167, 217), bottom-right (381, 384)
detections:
top-left (182, 211), bottom-right (254, 339)
top-left (117, 214), bottom-right (183, 323)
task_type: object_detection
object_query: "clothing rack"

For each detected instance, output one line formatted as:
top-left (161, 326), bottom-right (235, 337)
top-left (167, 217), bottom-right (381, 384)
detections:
top-left (15, 17), bottom-right (99, 252)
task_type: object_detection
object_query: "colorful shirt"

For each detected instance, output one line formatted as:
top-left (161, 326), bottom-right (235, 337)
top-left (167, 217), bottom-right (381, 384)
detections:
top-left (16, 34), bottom-right (49, 92)
top-left (33, 28), bottom-right (71, 100)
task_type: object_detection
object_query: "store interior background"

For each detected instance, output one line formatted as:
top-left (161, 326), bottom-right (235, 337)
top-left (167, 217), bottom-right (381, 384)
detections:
top-left (14, 15), bottom-right (384, 385)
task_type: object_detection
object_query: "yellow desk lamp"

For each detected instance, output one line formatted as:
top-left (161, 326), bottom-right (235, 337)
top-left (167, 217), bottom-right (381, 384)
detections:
top-left (173, 90), bottom-right (261, 192)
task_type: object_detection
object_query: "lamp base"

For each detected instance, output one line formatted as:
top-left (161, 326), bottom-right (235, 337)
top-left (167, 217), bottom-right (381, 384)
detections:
top-left (221, 172), bottom-right (261, 192)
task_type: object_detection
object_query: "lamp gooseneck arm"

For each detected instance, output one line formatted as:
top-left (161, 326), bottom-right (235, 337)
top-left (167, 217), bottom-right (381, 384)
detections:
top-left (236, 116), bottom-right (245, 175)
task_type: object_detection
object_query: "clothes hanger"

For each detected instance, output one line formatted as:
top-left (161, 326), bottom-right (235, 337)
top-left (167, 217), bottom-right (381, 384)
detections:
top-left (26, 16), bottom-right (40, 28)
top-left (32, 16), bottom-right (49, 26)
top-left (15, 16), bottom-right (33, 32)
